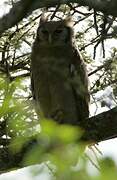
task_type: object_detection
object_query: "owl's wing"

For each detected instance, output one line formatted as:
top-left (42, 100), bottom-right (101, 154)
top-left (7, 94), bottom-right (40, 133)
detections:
top-left (70, 46), bottom-right (90, 121)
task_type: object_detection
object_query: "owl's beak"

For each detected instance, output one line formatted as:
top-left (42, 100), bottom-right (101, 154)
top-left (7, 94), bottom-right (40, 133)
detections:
top-left (48, 34), bottom-right (52, 44)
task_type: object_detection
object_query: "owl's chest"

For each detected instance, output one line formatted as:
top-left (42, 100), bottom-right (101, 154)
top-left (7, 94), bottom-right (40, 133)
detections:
top-left (36, 57), bottom-right (70, 80)
top-left (34, 46), bottom-right (72, 70)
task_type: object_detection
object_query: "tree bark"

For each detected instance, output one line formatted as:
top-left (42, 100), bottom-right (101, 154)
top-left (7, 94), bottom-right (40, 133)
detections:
top-left (0, 106), bottom-right (117, 173)
top-left (0, 0), bottom-right (117, 36)
top-left (81, 107), bottom-right (117, 142)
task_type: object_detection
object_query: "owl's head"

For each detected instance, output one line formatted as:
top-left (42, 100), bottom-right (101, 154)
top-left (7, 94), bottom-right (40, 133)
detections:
top-left (36, 15), bottom-right (74, 46)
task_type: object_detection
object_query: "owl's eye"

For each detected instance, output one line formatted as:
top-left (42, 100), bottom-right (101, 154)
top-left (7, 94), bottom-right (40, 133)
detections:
top-left (54, 29), bottom-right (63, 34)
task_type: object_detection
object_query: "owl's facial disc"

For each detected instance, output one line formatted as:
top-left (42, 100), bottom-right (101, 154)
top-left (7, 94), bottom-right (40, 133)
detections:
top-left (37, 23), bottom-right (71, 45)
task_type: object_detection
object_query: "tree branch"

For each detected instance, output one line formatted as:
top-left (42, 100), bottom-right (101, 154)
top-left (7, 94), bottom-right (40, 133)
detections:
top-left (81, 106), bottom-right (117, 142)
top-left (0, 106), bottom-right (117, 173)
top-left (0, 0), bottom-right (117, 36)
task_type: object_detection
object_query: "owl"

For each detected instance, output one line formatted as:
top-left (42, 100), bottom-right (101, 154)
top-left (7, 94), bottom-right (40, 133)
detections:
top-left (31, 15), bottom-right (90, 125)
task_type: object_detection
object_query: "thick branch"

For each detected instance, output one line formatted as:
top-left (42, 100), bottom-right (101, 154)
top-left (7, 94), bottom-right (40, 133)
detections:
top-left (0, 106), bottom-right (117, 173)
top-left (0, 0), bottom-right (117, 36)
top-left (0, 0), bottom-right (34, 36)
top-left (81, 106), bottom-right (117, 142)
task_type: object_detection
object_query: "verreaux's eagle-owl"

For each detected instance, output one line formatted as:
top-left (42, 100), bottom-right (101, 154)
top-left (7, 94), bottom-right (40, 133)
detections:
top-left (31, 15), bottom-right (90, 125)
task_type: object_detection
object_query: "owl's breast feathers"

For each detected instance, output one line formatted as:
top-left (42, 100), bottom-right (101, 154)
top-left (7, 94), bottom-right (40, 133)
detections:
top-left (31, 43), bottom-right (90, 124)
top-left (32, 42), bottom-right (73, 59)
